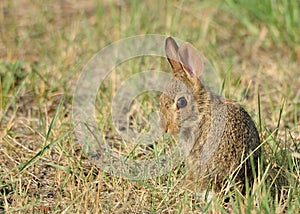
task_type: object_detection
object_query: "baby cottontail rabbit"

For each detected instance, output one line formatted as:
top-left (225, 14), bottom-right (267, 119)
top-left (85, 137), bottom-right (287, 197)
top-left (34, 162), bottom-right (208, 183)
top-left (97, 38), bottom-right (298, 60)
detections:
top-left (160, 37), bottom-right (261, 194)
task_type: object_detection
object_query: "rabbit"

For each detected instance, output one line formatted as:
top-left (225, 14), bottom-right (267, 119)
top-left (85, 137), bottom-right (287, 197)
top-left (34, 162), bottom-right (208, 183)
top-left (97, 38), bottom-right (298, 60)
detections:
top-left (159, 37), bottom-right (261, 197)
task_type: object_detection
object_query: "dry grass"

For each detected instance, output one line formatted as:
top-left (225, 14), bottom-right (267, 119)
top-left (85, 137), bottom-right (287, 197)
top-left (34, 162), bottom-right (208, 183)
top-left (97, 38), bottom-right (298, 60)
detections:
top-left (0, 0), bottom-right (299, 213)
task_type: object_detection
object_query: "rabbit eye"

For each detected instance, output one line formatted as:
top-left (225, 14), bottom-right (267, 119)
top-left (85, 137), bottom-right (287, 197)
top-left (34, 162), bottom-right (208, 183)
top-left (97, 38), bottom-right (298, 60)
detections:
top-left (176, 97), bottom-right (187, 109)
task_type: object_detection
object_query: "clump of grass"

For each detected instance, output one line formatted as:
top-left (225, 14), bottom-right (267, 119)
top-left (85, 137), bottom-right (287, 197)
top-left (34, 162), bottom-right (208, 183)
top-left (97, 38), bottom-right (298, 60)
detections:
top-left (0, 61), bottom-right (28, 119)
top-left (221, 0), bottom-right (300, 56)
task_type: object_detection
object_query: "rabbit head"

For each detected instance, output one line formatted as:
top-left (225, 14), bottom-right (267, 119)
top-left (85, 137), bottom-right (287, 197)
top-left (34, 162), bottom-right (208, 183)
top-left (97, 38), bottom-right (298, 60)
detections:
top-left (160, 37), bottom-right (211, 139)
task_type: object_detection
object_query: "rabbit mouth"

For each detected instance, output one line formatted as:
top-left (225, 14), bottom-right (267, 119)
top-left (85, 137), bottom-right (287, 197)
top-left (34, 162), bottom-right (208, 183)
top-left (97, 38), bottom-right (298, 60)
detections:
top-left (166, 126), bottom-right (180, 134)
top-left (162, 121), bottom-right (180, 134)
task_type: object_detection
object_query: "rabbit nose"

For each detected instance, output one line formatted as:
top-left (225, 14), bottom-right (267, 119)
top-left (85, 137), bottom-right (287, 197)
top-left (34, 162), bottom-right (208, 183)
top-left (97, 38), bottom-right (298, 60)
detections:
top-left (164, 127), bottom-right (168, 133)
top-left (163, 121), bottom-right (169, 133)
top-left (162, 123), bottom-right (168, 133)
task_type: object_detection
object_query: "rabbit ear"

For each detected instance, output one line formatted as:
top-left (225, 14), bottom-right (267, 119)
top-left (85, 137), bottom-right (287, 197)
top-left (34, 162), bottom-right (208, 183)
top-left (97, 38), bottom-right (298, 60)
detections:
top-left (178, 42), bottom-right (204, 80)
top-left (165, 37), bottom-right (182, 72)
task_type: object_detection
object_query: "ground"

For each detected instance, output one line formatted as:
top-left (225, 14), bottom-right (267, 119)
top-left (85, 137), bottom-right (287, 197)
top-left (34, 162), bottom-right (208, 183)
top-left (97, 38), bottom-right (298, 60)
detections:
top-left (0, 0), bottom-right (299, 213)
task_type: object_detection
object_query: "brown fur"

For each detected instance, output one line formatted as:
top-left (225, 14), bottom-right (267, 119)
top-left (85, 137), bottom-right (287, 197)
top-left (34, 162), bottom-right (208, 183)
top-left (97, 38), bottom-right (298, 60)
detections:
top-left (160, 37), bottom-right (261, 193)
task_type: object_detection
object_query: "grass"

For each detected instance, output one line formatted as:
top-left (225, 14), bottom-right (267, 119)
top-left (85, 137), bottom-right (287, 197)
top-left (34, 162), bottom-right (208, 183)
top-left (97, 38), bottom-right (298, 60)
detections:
top-left (1, 0), bottom-right (300, 213)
